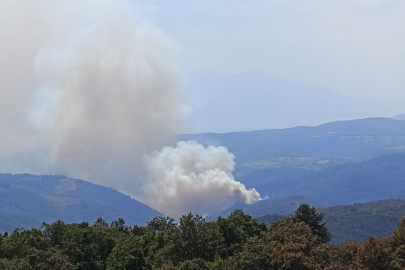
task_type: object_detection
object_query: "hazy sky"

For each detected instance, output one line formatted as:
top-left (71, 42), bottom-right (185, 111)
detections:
top-left (143, 0), bottom-right (405, 100)
top-left (0, 0), bottom-right (404, 152)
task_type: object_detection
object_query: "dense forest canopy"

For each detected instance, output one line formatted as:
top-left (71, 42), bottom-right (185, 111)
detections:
top-left (1, 205), bottom-right (405, 270)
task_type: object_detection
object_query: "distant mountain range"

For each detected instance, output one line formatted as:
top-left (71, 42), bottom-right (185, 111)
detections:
top-left (2, 117), bottom-right (405, 175)
top-left (185, 71), bottom-right (405, 133)
top-left (2, 117), bottom-right (405, 234)
top-left (0, 174), bottom-right (162, 233)
top-left (212, 153), bottom-right (405, 217)
top-left (179, 117), bottom-right (405, 164)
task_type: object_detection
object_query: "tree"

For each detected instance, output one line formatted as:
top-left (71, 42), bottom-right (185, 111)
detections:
top-left (42, 220), bottom-right (67, 248)
top-left (0, 228), bottom-right (51, 267)
top-left (61, 223), bottom-right (98, 270)
top-left (92, 225), bottom-right (116, 270)
top-left (391, 244), bottom-right (405, 270)
top-left (131, 225), bottom-right (146, 237)
top-left (293, 203), bottom-right (331, 243)
top-left (2, 210), bottom-right (405, 270)
top-left (312, 244), bottom-right (345, 270)
top-left (357, 237), bottom-right (392, 270)
top-left (94, 218), bottom-right (109, 227)
top-left (266, 218), bottom-right (318, 270)
top-left (216, 210), bottom-right (266, 255)
top-left (208, 258), bottom-right (228, 270)
top-left (36, 253), bottom-right (76, 270)
top-left (390, 217), bottom-right (405, 250)
top-left (111, 218), bottom-right (128, 233)
top-left (232, 218), bottom-right (318, 270)
top-left (340, 240), bottom-right (361, 266)
top-left (147, 216), bottom-right (177, 233)
top-left (178, 258), bottom-right (209, 270)
top-left (389, 217), bottom-right (405, 269)
top-left (0, 258), bottom-right (32, 270)
top-left (107, 236), bottom-right (145, 270)
top-left (164, 213), bottom-right (225, 265)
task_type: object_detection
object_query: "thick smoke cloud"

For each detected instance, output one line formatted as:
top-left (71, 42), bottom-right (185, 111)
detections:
top-left (1, 0), bottom-right (185, 189)
top-left (0, 0), bottom-right (55, 155)
top-left (0, 0), bottom-right (260, 217)
top-left (142, 141), bottom-right (261, 218)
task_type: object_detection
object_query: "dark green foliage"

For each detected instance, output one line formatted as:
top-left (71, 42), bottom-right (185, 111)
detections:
top-left (228, 218), bottom-right (318, 270)
top-left (2, 209), bottom-right (405, 270)
top-left (177, 258), bottom-right (208, 270)
top-left (147, 217), bottom-right (176, 232)
top-left (111, 218), bottom-right (128, 233)
top-left (94, 218), bottom-right (109, 227)
top-left (106, 236), bottom-right (144, 270)
top-left (163, 213), bottom-right (225, 265)
top-left (293, 203), bottom-right (331, 243)
top-left (36, 254), bottom-right (76, 270)
top-left (216, 210), bottom-right (266, 255)
top-left (322, 199), bottom-right (405, 245)
top-left (255, 214), bottom-right (285, 226)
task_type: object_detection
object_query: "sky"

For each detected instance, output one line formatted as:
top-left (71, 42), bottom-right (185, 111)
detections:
top-left (0, 0), bottom-right (404, 155)
top-left (144, 0), bottom-right (405, 100)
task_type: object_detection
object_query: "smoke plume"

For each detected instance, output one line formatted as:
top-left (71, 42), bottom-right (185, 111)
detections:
top-left (142, 141), bottom-right (261, 218)
top-left (0, 0), bottom-right (260, 218)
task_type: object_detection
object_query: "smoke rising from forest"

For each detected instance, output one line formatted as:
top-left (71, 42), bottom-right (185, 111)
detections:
top-left (142, 141), bottom-right (261, 218)
top-left (0, 0), bottom-right (260, 218)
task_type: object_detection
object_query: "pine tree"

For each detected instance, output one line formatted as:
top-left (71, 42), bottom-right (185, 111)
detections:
top-left (293, 203), bottom-right (331, 243)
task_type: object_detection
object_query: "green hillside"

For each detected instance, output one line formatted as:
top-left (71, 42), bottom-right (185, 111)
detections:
top-left (256, 199), bottom-right (405, 245)
top-left (0, 174), bottom-right (162, 233)
top-left (322, 199), bottom-right (405, 244)
top-left (215, 153), bottom-right (405, 215)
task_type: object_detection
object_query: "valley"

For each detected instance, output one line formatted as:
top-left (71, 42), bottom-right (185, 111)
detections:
top-left (2, 117), bottom-right (405, 245)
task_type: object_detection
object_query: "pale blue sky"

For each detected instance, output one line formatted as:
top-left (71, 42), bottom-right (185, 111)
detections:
top-left (142, 0), bottom-right (405, 100)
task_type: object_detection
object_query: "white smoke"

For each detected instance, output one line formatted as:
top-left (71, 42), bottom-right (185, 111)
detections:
top-left (142, 141), bottom-right (261, 218)
top-left (28, 0), bottom-right (185, 189)
top-left (0, 0), bottom-right (261, 217)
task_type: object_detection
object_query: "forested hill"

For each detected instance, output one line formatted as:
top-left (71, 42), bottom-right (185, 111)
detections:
top-left (215, 153), bottom-right (405, 216)
top-left (322, 200), bottom-right (405, 244)
top-left (0, 174), bottom-right (161, 233)
top-left (256, 199), bottom-right (405, 245)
